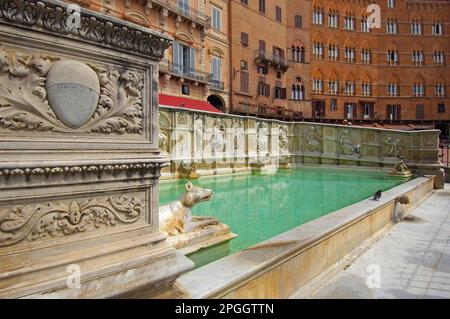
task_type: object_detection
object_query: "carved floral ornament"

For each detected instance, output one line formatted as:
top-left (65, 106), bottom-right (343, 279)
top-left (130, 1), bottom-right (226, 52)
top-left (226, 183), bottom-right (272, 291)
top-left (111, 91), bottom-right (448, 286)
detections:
top-left (0, 0), bottom-right (172, 59)
top-left (0, 195), bottom-right (144, 247)
top-left (0, 161), bottom-right (167, 178)
top-left (0, 48), bottom-right (145, 135)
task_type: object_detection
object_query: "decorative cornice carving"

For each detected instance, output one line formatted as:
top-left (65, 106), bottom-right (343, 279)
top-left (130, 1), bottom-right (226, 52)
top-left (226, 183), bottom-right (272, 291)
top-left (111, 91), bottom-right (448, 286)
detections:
top-left (0, 195), bottom-right (144, 246)
top-left (0, 161), bottom-right (168, 178)
top-left (0, 0), bottom-right (172, 59)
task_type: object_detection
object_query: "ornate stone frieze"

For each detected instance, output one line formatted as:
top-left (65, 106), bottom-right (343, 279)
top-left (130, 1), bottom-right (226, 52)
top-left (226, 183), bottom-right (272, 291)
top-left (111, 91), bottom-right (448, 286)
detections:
top-left (0, 0), bottom-right (172, 59)
top-left (0, 48), bottom-right (145, 135)
top-left (0, 161), bottom-right (167, 178)
top-left (0, 194), bottom-right (144, 246)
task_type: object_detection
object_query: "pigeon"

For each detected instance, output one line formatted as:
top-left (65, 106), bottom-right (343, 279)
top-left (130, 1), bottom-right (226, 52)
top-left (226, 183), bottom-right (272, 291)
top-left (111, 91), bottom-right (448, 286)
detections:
top-left (373, 190), bottom-right (382, 201)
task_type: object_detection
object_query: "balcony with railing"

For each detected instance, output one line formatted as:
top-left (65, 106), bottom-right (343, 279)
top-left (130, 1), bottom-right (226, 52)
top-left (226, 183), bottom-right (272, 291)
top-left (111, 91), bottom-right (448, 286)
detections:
top-left (159, 60), bottom-right (211, 84)
top-left (208, 79), bottom-right (225, 91)
top-left (151, 0), bottom-right (211, 27)
top-left (254, 50), bottom-right (290, 72)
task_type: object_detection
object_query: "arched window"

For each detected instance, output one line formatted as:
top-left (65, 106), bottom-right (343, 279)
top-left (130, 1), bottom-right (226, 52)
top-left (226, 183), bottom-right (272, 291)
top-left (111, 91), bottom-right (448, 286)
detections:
top-left (291, 78), bottom-right (305, 100)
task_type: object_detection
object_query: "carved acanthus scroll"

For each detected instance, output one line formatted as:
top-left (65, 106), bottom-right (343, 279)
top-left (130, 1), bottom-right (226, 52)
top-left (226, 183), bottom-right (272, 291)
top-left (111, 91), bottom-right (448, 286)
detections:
top-left (0, 195), bottom-right (144, 246)
top-left (0, 48), bottom-right (145, 135)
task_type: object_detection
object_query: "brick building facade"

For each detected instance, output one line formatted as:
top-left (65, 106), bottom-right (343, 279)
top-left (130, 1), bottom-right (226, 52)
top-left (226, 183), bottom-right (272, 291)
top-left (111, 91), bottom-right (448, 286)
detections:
top-left (72, 0), bottom-right (449, 138)
top-left (74, 0), bottom-right (231, 112)
top-left (229, 0), bottom-right (311, 120)
top-left (310, 0), bottom-right (450, 138)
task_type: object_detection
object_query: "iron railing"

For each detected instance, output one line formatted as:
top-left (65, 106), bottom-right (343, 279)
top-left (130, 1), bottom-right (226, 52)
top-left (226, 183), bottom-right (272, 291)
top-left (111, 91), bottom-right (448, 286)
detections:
top-left (160, 60), bottom-right (211, 83)
top-left (254, 50), bottom-right (290, 70)
top-left (209, 79), bottom-right (224, 90)
top-left (154, 0), bottom-right (211, 26)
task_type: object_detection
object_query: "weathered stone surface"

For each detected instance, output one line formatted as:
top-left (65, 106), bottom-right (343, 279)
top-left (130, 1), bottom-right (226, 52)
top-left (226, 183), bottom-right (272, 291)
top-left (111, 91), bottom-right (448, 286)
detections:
top-left (46, 61), bottom-right (100, 128)
top-left (159, 106), bottom-right (443, 189)
top-left (0, 0), bottom-right (193, 300)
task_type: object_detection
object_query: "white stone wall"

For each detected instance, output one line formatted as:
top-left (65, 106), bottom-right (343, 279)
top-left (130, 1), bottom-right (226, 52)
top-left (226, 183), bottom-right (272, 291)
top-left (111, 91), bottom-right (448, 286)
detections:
top-left (158, 107), bottom-right (443, 184)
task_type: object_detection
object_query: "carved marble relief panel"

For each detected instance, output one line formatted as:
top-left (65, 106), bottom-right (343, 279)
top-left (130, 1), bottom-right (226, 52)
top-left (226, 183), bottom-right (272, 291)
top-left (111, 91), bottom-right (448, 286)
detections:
top-left (159, 112), bottom-right (171, 154)
top-left (338, 129), bottom-right (361, 157)
top-left (304, 126), bottom-right (322, 153)
top-left (0, 190), bottom-right (149, 248)
top-left (422, 134), bottom-right (438, 149)
top-left (0, 46), bottom-right (149, 138)
top-left (381, 134), bottom-right (407, 159)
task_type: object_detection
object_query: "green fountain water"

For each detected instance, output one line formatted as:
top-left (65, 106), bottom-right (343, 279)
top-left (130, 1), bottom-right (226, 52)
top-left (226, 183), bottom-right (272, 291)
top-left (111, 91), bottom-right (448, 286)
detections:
top-left (159, 167), bottom-right (409, 265)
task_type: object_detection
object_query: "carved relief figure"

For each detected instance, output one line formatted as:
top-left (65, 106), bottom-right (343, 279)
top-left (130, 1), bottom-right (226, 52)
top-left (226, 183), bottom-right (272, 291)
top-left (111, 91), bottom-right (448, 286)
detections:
top-left (159, 182), bottom-right (215, 235)
top-left (174, 134), bottom-right (185, 154)
top-left (306, 126), bottom-right (321, 152)
top-left (211, 121), bottom-right (225, 153)
top-left (279, 126), bottom-right (288, 151)
top-left (159, 131), bottom-right (169, 153)
top-left (394, 160), bottom-right (409, 173)
top-left (384, 136), bottom-right (404, 158)
top-left (257, 124), bottom-right (269, 154)
top-left (194, 116), bottom-right (204, 152)
top-left (340, 130), bottom-right (361, 156)
top-left (232, 119), bottom-right (243, 151)
top-left (158, 112), bottom-right (171, 153)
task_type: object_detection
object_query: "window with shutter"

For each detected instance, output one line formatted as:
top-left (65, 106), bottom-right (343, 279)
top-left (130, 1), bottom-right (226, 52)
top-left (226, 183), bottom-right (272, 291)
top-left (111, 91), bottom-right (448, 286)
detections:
top-left (259, 40), bottom-right (266, 55)
top-left (259, 0), bottom-right (265, 13)
top-left (241, 32), bottom-right (249, 46)
top-left (240, 71), bottom-right (249, 93)
top-left (189, 47), bottom-right (195, 75)
top-left (211, 56), bottom-right (221, 81)
top-left (416, 104), bottom-right (424, 119)
top-left (276, 6), bottom-right (282, 22)
top-left (295, 15), bottom-right (302, 28)
top-left (172, 41), bottom-right (180, 72)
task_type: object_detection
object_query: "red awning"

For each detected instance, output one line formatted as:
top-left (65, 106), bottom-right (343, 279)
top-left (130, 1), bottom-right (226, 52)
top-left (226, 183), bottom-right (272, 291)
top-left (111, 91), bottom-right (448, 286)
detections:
top-left (159, 94), bottom-right (222, 113)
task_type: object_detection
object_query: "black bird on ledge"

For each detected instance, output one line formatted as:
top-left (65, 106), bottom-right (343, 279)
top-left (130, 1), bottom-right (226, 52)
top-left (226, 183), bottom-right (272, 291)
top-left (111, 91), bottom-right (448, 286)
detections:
top-left (373, 190), bottom-right (382, 201)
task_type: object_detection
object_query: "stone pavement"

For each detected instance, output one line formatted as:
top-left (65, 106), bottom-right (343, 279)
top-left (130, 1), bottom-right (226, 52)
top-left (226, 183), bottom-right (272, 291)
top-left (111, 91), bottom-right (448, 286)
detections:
top-left (312, 184), bottom-right (450, 299)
